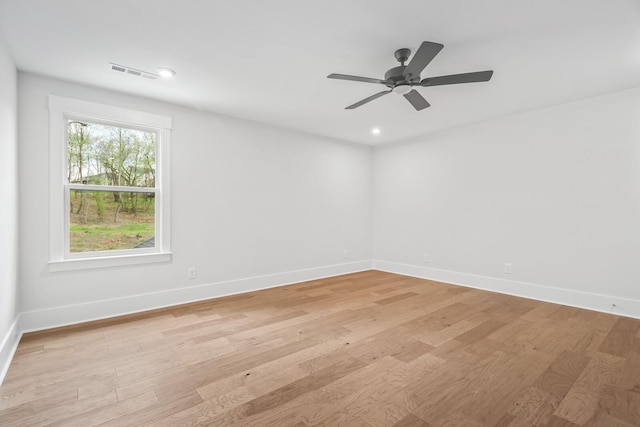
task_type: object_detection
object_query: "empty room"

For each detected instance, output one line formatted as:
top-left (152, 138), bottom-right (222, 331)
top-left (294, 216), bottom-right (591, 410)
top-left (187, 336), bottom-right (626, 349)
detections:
top-left (1, 1), bottom-right (640, 426)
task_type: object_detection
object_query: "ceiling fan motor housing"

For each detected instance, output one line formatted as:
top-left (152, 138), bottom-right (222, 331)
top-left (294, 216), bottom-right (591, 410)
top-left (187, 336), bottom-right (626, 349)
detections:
top-left (385, 66), bottom-right (419, 87)
top-left (385, 48), bottom-right (420, 87)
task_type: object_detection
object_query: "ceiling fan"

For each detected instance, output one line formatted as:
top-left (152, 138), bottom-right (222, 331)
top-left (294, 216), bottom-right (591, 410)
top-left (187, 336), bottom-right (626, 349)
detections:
top-left (327, 41), bottom-right (493, 111)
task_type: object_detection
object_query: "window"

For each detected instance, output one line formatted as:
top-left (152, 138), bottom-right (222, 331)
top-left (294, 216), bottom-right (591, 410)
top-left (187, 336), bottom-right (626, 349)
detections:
top-left (49, 96), bottom-right (171, 271)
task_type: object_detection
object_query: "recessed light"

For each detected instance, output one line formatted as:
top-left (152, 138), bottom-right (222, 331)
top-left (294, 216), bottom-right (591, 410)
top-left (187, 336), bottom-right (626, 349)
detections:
top-left (157, 67), bottom-right (176, 78)
top-left (372, 128), bottom-right (381, 135)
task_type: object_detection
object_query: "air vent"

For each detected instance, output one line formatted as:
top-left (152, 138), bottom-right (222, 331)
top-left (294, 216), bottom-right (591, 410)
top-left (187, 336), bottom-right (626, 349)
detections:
top-left (109, 62), bottom-right (158, 80)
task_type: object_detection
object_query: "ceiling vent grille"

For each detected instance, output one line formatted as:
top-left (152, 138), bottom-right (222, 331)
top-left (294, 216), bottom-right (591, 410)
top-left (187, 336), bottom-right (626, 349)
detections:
top-left (109, 63), bottom-right (158, 80)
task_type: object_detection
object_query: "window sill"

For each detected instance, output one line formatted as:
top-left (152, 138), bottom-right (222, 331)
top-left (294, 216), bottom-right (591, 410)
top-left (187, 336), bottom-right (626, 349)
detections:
top-left (49, 252), bottom-right (172, 272)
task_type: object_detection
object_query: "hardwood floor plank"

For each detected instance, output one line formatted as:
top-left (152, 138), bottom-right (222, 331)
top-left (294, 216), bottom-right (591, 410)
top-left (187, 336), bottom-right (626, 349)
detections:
top-left (154, 387), bottom-right (256, 427)
top-left (545, 414), bottom-right (581, 426)
top-left (392, 413), bottom-right (432, 427)
top-left (455, 319), bottom-right (507, 344)
top-left (244, 357), bottom-right (366, 417)
top-left (374, 292), bottom-right (420, 306)
top-left (298, 356), bottom-right (412, 427)
top-left (599, 317), bottom-right (640, 357)
top-left (50, 390), bottom-right (159, 427)
top-left (533, 351), bottom-right (591, 399)
top-left (554, 352), bottom-right (626, 425)
top-left (101, 391), bottom-right (203, 426)
top-left (390, 340), bottom-right (435, 364)
top-left (505, 386), bottom-right (561, 426)
top-left (597, 385), bottom-right (640, 426)
top-left (412, 318), bottom-right (480, 347)
top-left (589, 412), bottom-right (639, 427)
top-left (616, 350), bottom-right (640, 393)
top-left (21, 389), bottom-right (118, 426)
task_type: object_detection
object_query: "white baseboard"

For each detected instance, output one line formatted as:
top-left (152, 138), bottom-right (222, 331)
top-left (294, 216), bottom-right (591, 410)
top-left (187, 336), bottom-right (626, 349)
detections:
top-left (0, 318), bottom-right (22, 386)
top-left (19, 260), bottom-right (373, 333)
top-left (373, 259), bottom-right (640, 319)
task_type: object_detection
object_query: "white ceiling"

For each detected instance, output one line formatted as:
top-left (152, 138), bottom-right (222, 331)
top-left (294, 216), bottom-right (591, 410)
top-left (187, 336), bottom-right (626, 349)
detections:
top-left (1, 0), bottom-right (639, 145)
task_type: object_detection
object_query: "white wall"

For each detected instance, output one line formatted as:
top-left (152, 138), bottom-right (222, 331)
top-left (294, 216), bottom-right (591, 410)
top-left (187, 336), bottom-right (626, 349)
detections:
top-left (18, 73), bottom-right (373, 330)
top-left (373, 87), bottom-right (640, 317)
top-left (0, 33), bottom-right (19, 380)
top-left (14, 70), bottom-right (640, 334)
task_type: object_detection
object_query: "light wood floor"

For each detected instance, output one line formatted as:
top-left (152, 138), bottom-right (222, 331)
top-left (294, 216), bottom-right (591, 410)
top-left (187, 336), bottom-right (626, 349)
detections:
top-left (1, 271), bottom-right (640, 426)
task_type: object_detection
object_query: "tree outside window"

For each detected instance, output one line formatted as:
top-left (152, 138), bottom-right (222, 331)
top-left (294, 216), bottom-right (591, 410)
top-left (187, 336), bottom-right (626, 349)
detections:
top-left (66, 120), bottom-right (157, 253)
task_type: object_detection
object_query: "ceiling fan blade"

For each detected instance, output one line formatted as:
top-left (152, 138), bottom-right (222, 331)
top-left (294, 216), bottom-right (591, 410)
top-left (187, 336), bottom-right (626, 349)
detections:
top-left (327, 73), bottom-right (389, 85)
top-left (421, 70), bottom-right (494, 87)
top-left (345, 90), bottom-right (392, 109)
top-left (403, 41), bottom-right (444, 79)
top-left (403, 90), bottom-right (430, 111)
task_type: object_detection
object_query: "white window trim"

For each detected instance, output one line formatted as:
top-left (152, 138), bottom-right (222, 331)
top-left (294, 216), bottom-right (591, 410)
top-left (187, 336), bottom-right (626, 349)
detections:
top-left (48, 95), bottom-right (172, 271)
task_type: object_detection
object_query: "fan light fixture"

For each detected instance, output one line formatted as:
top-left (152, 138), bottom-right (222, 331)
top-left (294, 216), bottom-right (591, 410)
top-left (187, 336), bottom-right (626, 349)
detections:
top-left (372, 128), bottom-right (381, 135)
top-left (157, 67), bottom-right (176, 78)
top-left (392, 84), bottom-right (412, 95)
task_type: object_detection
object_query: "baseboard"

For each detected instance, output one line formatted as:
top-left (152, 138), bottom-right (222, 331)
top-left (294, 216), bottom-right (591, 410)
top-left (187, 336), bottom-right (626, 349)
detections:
top-left (19, 260), bottom-right (373, 333)
top-left (0, 318), bottom-right (22, 386)
top-left (373, 259), bottom-right (640, 319)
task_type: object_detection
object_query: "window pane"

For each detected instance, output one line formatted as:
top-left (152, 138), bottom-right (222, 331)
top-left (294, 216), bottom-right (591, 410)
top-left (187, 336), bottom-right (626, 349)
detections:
top-left (69, 190), bottom-right (155, 253)
top-left (67, 120), bottom-right (156, 188)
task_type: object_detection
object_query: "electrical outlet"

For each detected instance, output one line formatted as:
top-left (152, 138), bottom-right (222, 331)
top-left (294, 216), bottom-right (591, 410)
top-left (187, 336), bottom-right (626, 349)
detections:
top-left (187, 267), bottom-right (197, 279)
top-left (343, 250), bottom-right (349, 259)
top-left (504, 263), bottom-right (512, 274)
top-left (424, 253), bottom-right (430, 263)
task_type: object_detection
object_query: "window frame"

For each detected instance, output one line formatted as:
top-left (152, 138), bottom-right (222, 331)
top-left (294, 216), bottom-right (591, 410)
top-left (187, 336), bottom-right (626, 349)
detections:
top-left (48, 96), bottom-right (172, 271)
